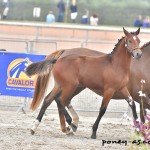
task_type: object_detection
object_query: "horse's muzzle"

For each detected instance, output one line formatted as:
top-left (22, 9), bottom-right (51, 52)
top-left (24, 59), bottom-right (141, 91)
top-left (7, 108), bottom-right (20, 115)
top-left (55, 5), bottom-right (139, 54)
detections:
top-left (133, 50), bottom-right (142, 59)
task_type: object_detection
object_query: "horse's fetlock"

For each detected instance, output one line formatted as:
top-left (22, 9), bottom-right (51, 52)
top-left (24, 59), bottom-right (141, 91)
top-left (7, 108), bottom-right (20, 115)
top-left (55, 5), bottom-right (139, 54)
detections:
top-left (71, 123), bottom-right (77, 132)
top-left (30, 129), bottom-right (35, 135)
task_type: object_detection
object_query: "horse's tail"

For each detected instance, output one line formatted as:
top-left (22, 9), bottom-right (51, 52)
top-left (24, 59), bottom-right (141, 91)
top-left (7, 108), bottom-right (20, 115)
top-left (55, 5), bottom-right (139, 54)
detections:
top-left (25, 59), bottom-right (57, 76)
top-left (26, 50), bottom-right (65, 111)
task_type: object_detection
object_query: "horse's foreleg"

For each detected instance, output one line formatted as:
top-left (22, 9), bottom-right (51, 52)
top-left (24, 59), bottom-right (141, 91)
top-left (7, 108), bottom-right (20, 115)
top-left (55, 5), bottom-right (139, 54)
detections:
top-left (91, 88), bottom-right (114, 139)
top-left (127, 96), bottom-right (138, 120)
top-left (121, 87), bottom-right (138, 120)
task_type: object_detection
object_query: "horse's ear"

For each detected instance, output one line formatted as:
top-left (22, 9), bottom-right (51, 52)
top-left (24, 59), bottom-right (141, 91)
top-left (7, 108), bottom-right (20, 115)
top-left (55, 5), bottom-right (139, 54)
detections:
top-left (123, 27), bottom-right (130, 37)
top-left (135, 27), bottom-right (140, 35)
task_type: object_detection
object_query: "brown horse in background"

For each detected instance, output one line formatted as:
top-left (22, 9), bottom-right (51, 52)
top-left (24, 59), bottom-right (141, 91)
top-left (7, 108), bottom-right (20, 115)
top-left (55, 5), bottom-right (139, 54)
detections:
top-left (26, 28), bottom-right (142, 139)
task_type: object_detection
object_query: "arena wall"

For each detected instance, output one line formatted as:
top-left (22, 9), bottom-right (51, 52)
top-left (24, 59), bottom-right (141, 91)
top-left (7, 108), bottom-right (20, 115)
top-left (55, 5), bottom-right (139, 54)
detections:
top-left (0, 21), bottom-right (149, 117)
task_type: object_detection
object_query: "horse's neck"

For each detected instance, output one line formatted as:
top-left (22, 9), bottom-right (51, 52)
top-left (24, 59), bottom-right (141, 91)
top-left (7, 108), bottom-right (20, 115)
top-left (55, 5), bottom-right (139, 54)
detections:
top-left (112, 39), bottom-right (132, 71)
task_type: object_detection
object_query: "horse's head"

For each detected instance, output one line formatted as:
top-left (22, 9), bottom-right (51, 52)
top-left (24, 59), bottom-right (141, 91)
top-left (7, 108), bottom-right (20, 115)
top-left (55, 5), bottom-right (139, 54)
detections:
top-left (123, 27), bottom-right (142, 59)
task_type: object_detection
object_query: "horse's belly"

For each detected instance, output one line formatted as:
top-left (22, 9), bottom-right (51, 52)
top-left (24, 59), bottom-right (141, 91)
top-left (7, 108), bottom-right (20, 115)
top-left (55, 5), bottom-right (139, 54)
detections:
top-left (79, 77), bottom-right (104, 91)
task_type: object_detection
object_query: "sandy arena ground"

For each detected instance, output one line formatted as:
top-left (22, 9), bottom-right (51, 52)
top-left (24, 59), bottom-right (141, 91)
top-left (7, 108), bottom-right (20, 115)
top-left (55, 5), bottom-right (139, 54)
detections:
top-left (0, 109), bottom-right (139, 150)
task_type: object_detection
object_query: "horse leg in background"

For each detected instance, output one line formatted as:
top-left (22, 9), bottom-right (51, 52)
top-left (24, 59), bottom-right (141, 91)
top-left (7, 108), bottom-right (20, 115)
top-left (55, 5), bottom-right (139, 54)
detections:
top-left (91, 88), bottom-right (115, 139)
top-left (120, 87), bottom-right (138, 121)
top-left (140, 103), bottom-right (146, 123)
top-left (140, 97), bottom-right (150, 123)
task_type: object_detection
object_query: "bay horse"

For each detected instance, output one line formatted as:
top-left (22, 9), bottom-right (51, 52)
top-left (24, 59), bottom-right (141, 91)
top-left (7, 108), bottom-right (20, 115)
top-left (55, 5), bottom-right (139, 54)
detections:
top-left (26, 27), bottom-right (142, 139)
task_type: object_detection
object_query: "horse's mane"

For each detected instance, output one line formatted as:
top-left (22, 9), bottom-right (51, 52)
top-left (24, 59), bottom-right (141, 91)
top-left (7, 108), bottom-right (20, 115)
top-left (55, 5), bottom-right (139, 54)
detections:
top-left (109, 32), bottom-right (137, 55)
top-left (141, 41), bottom-right (150, 49)
top-left (108, 36), bottom-right (124, 56)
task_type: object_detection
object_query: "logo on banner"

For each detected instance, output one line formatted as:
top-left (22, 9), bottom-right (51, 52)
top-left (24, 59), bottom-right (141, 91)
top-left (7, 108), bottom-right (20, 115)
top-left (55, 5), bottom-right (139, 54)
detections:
top-left (7, 58), bottom-right (36, 88)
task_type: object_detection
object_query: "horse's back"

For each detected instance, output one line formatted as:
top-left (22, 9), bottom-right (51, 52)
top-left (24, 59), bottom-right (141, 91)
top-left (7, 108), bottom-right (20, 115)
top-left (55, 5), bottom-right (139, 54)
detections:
top-left (53, 54), bottom-right (112, 90)
top-left (60, 48), bottom-right (104, 58)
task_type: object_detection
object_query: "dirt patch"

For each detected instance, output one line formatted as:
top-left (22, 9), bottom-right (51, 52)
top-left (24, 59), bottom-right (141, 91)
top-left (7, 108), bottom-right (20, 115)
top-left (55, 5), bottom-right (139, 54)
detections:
top-left (0, 110), bottom-right (134, 150)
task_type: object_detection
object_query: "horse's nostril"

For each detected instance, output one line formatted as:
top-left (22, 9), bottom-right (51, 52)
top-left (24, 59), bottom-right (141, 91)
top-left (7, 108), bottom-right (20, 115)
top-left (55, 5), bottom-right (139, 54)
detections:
top-left (137, 53), bottom-right (142, 59)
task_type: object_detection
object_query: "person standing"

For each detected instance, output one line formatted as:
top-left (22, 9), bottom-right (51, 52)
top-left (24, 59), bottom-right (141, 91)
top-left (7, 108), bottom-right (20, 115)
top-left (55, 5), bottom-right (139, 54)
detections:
top-left (142, 16), bottom-right (150, 28)
top-left (134, 15), bottom-right (142, 27)
top-left (57, 0), bottom-right (65, 22)
top-left (80, 9), bottom-right (89, 24)
top-left (2, 0), bottom-right (9, 19)
top-left (90, 13), bottom-right (99, 26)
top-left (70, 0), bottom-right (78, 23)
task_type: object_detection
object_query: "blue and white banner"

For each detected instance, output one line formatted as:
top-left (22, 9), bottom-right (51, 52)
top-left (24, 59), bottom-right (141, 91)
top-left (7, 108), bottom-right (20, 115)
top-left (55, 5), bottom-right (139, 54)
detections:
top-left (0, 52), bottom-right (46, 97)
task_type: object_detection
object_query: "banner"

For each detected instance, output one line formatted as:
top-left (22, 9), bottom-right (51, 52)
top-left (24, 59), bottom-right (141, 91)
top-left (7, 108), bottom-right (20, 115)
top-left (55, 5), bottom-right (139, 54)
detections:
top-left (0, 52), bottom-right (46, 97)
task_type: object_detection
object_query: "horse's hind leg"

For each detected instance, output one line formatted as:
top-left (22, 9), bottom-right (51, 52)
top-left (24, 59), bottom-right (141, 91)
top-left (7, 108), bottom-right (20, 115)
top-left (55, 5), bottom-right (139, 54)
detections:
top-left (55, 92), bottom-right (73, 127)
top-left (56, 103), bottom-right (79, 134)
top-left (57, 85), bottom-right (79, 133)
top-left (57, 107), bottom-right (70, 133)
top-left (57, 103), bottom-right (79, 134)
top-left (30, 86), bottom-right (61, 135)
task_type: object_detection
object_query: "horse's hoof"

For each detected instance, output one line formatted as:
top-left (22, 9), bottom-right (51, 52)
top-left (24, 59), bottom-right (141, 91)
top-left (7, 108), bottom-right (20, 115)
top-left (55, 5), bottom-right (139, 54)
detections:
top-left (71, 123), bottom-right (77, 132)
top-left (66, 126), bottom-right (71, 132)
top-left (91, 133), bottom-right (96, 139)
top-left (30, 129), bottom-right (35, 135)
top-left (66, 131), bottom-right (74, 135)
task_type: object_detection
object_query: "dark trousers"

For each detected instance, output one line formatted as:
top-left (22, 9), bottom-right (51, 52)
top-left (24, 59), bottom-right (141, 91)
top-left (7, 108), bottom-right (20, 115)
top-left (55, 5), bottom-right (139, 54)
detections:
top-left (57, 12), bottom-right (64, 22)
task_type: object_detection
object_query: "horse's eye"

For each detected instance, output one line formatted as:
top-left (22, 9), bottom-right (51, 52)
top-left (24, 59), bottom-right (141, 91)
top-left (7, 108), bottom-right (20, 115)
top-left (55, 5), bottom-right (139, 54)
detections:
top-left (129, 40), bottom-right (132, 43)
